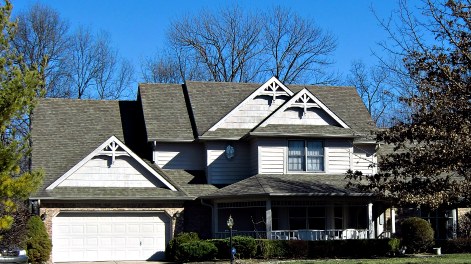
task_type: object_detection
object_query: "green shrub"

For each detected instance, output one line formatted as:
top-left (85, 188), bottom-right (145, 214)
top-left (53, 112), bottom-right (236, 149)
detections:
top-left (437, 238), bottom-right (471, 253)
top-left (165, 232), bottom-right (199, 261)
top-left (210, 239), bottom-right (229, 259)
top-left (175, 241), bottom-right (217, 262)
top-left (388, 238), bottom-right (402, 255)
top-left (400, 217), bottom-right (435, 253)
top-left (25, 215), bottom-right (52, 264)
top-left (232, 236), bottom-right (257, 259)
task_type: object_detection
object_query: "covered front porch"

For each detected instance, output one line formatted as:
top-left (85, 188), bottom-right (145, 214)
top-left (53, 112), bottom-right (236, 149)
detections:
top-left (202, 174), bottom-right (395, 241)
top-left (212, 199), bottom-right (396, 241)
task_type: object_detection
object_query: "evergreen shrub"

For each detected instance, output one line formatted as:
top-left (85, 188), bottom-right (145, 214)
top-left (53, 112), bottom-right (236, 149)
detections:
top-left (175, 240), bottom-right (217, 262)
top-left (25, 216), bottom-right (52, 264)
top-left (400, 217), bottom-right (434, 253)
top-left (165, 232), bottom-right (199, 261)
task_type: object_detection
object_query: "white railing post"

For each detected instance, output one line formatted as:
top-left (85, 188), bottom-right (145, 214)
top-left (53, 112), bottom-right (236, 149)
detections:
top-left (391, 207), bottom-right (396, 234)
top-left (368, 203), bottom-right (374, 239)
top-left (266, 200), bottom-right (272, 239)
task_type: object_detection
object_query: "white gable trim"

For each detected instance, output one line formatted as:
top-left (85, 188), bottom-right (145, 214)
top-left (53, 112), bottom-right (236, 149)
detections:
top-left (208, 77), bottom-right (294, 132)
top-left (259, 88), bottom-right (350, 128)
top-left (46, 136), bottom-right (177, 191)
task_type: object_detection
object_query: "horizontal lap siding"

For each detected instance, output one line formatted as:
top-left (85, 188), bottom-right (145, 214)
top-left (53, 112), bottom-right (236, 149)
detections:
top-left (59, 156), bottom-right (159, 187)
top-left (155, 143), bottom-right (204, 170)
top-left (207, 142), bottom-right (251, 184)
top-left (265, 108), bottom-right (337, 126)
top-left (325, 139), bottom-right (352, 174)
top-left (259, 139), bottom-right (285, 174)
top-left (353, 145), bottom-right (376, 174)
top-left (219, 96), bottom-right (286, 129)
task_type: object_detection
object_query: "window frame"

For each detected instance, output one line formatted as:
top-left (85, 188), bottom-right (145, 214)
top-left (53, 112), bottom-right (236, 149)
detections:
top-left (287, 139), bottom-right (325, 173)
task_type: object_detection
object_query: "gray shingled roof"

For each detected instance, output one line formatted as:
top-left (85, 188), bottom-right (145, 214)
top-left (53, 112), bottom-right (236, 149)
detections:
top-left (289, 85), bottom-right (376, 134)
top-left (34, 187), bottom-right (190, 200)
top-left (163, 170), bottom-right (219, 197)
top-left (251, 125), bottom-right (358, 137)
top-left (184, 81), bottom-right (259, 137)
top-left (202, 174), bottom-right (373, 199)
top-left (138, 81), bottom-right (375, 141)
top-left (31, 98), bottom-right (186, 200)
top-left (139, 83), bottom-right (194, 141)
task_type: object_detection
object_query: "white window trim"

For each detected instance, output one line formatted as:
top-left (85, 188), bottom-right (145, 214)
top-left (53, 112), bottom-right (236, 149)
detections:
top-left (286, 139), bottom-right (325, 173)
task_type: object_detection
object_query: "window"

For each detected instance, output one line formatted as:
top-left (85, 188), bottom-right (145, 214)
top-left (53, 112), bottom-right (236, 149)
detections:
top-left (288, 140), bottom-right (324, 172)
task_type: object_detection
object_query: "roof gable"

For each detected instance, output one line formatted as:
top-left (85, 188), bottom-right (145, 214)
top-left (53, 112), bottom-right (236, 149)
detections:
top-left (208, 77), bottom-right (294, 132)
top-left (46, 136), bottom-right (177, 191)
top-left (259, 88), bottom-right (350, 128)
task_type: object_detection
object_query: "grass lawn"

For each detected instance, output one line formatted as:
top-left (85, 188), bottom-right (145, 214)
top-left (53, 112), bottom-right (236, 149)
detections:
top-left (270, 254), bottom-right (471, 264)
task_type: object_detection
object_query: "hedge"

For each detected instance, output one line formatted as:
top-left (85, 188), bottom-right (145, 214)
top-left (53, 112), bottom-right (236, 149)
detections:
top-left (436, 238), bottom-right (471, 253)
top-left (168, 233), bottom-right (400, 261)
top-left (213, 238), bottom-right (398, 260)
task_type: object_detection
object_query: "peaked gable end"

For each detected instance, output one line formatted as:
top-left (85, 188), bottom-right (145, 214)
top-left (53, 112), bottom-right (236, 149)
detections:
top-left (259, 88), bottom-right (350, 128)
top-left (46, 136), bottom-right (177, 191)
top-left (208, 77), bottom-right (294, 131)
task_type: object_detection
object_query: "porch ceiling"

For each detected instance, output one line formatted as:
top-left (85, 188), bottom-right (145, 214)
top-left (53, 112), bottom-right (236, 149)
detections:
top-left (202, 174), bottom-right (374, 199)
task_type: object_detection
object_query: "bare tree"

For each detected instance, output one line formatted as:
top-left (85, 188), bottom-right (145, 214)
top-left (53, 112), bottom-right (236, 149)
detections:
top-left (168, 6), bottom-right (263, 83)
top-left (65, 28), bottom-right (134, 99)
top-left (144, 5), bottom-right (338, 84)
top-left (263, 7), bottom-right (337, 84)
top-left (93, 33), bottom-right (135, 99)
top-left (347, 60), bottom-right (394, 127)
top-left (141, 51), bottom-right (183, 83)
top-left (12, 3), bottom-right (70, 98)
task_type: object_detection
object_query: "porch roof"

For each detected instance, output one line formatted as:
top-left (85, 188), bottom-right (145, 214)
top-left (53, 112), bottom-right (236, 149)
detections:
top-left (202, 174), bottom-right (374, 199)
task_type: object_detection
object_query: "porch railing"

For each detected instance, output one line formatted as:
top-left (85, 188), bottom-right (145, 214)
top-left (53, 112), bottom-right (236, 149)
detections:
top-left (215, 229), bottom-right (370, 240)
top-left (271, 229), bottom-right (369, 240)
top-left (215, 230), bottom-right (267, 239)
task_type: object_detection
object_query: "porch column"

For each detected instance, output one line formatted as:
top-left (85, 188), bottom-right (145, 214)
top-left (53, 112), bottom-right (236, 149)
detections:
top-left (451, 208), bottom-right (457, 239)
top-left (266, 200), bottom-right (272, 239)
top-left (368, 203), bottom-right (374, 239)
top-left (390, 207), bottom-right (396, 234)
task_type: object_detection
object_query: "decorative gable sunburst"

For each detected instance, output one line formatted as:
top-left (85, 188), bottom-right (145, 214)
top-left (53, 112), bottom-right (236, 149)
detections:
top-left (259, 78), bottom-right (292, 104)
top-left (208, 77), bottom-right (293, 131)
top-left (259, 88), bottom-right (350, 128)
top-left (46, 136), bottom-right (177, 191)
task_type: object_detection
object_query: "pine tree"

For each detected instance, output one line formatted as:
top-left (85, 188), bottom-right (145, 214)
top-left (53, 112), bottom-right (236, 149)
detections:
top-left (0, 0), bottom-right (44, 232)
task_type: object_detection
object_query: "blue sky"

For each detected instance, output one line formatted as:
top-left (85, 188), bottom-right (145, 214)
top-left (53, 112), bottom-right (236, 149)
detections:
top-left (11, 0), bottom-right (408, 83)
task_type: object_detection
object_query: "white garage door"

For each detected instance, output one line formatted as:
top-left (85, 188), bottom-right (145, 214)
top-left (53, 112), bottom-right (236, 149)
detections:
top-left (52, 212), bottom-right (169, 262)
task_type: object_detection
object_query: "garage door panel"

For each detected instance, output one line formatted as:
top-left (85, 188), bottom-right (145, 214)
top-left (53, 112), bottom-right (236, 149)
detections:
top-left (52, 212), bottom-right (168, 262)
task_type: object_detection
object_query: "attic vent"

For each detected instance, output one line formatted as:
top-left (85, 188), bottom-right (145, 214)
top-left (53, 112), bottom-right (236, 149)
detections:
top-left (291, 93), bottom-right (319, 118)
top-left (259, 81), bottom-right (290, 104)
top-left (99, 141), bottom-right (128, 166)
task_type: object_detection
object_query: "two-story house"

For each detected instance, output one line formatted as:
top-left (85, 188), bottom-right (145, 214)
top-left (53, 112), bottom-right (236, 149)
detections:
top-left (31, 77), bottom-right (394, 262)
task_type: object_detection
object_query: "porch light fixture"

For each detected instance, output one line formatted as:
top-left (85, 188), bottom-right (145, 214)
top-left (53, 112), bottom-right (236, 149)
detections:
top-left (227, 215), bottom-right (234, 264)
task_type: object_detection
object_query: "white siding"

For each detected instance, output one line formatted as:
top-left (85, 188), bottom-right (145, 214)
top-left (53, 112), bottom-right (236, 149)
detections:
top-left (258, 139), bottom-right (285, 174)
top-left (219, 95), bottom-right (288, 129)
top-left (155, 143), bottom-right (204, 170)
top-left (325, 139), bottom-right (352, 174)
top-left (352, 144), bottom-right (377, 175)
top-left (262, 108), bottom-right (338, 126)
top-left (58, 156), bottom-right (162, 188)
top-left (206, 142), bottom-right (251, 184)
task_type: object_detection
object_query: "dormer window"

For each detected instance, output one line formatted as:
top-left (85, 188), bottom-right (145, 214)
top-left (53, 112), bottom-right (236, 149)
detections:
top-left (288, 140), bottom-right (324, 172)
